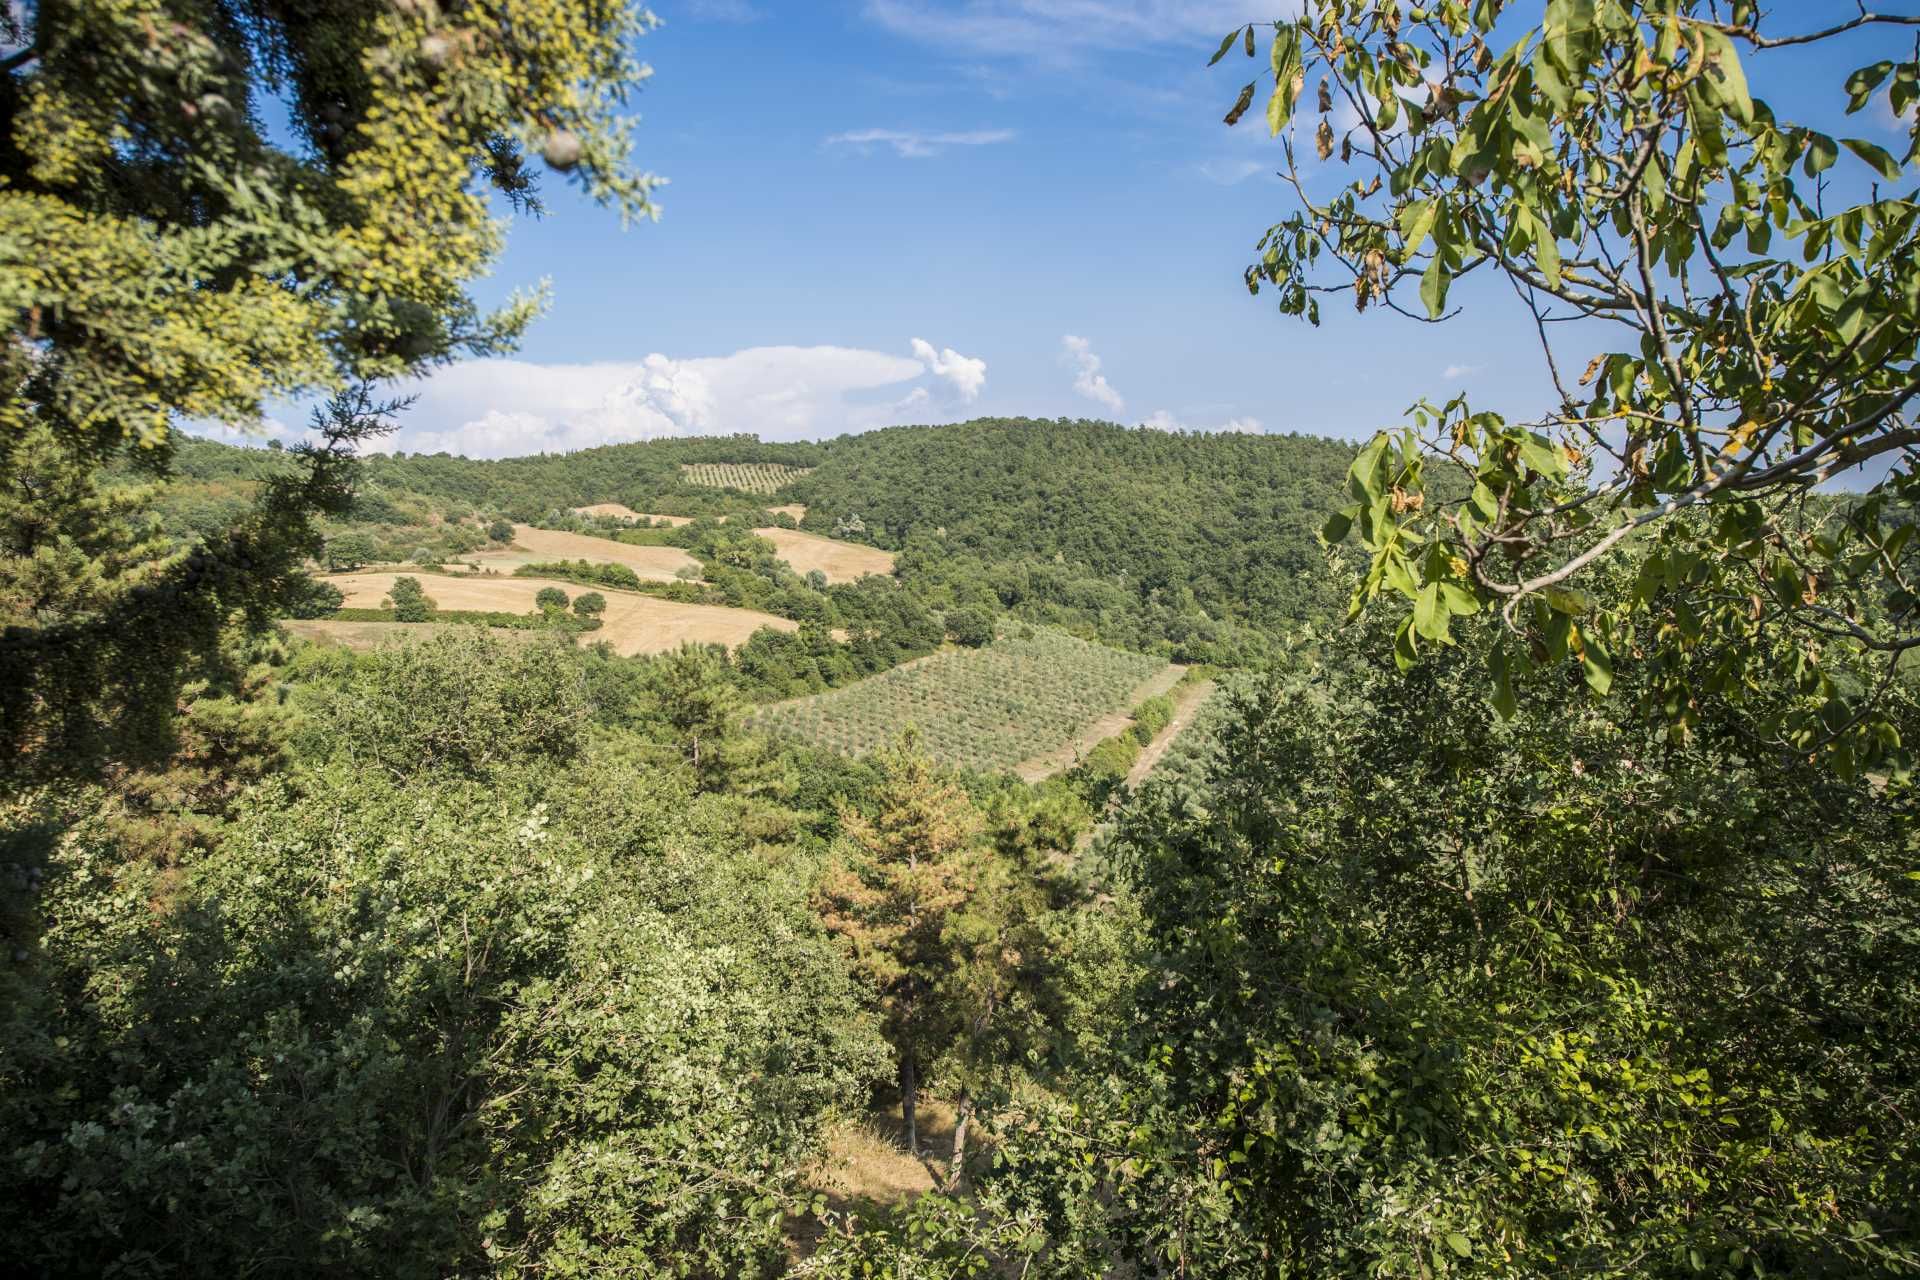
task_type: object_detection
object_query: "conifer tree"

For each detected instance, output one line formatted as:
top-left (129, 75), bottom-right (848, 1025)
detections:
top-left (814, 731), bottom-right (983, 1154)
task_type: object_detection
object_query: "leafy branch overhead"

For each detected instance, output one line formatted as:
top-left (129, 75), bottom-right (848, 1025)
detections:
top-left (1221, 0), bottom-right (1920, 776)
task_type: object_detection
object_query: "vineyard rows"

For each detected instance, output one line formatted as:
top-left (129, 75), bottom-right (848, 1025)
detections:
top-left (749, 629), bottom-right (1167, 772)
top-left (679, 463), bottom-right (814, 495)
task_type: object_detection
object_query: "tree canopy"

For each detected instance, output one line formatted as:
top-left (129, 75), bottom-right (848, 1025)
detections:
top-left (1222, 0), bottom-right (1920, 773)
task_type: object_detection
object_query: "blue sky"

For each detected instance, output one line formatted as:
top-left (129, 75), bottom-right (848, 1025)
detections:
top-left (252, 0), bottom-right (1918, 457)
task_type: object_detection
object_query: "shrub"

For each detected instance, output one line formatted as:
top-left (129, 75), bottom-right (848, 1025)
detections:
top-left (945, 606), bottom-right (994, 648)
top-left (535, 586), bottom-right (569, 612)
top-left (573, 592), bottom-right (606, 618)
top-left (385, 575), bottom-right (436, 622)
top-left (488, 519), bottom-right (514, 543)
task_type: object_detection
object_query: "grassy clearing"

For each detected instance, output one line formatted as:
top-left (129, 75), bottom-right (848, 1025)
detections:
top-left (749, 630), bottom-right (1165, 773)
top-left (681, 462), bottom-right (814, 494)
top-left (752, 527), bottom-right (895, 583)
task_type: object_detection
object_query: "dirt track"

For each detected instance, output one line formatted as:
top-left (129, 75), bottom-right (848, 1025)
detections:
top-left (1013, 663), bottom-right (1188, 783)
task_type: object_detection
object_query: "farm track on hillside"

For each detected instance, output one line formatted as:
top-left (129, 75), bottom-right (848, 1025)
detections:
top-left (1014, 664), bottom-right (1189, 783)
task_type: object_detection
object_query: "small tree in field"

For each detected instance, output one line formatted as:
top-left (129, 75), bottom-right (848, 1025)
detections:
top-left (324, 532), bottom-right (378, 572)
top-left (945, 607), bottom-right (994, 648)
top-left (385, 576), bottom-right (435, 623)
top-left (814, 732), bottom-right (984, 1154)
top-left (488, 520), bottom-right (515, 544)
top-left (573, 592), bottom-right (607, 618)
top-left (535, 586), bottom-right (569, 613)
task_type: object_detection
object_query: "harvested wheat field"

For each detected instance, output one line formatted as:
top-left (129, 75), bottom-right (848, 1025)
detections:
top-left (323, 573), bottom-right (796, 656)
top-left (571, 504), bottom-right (692, 526)
top-left (765, 504), bottom-right (807, 522)
top-left (464, 524), bottom-right (699, 580)
top-left (753, 527), bottom-right (894, 582)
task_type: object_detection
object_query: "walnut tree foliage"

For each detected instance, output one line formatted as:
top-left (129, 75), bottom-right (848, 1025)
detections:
top-left (0, 0), bottom-right (661, 780)
top-left (1218, 0), bottom-right (1920, 775)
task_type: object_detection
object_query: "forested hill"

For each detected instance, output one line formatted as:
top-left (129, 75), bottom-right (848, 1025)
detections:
top-left (789, 419), bottom-right (1356, 631)
top-left (162, 417), bottom-right (1355, 659)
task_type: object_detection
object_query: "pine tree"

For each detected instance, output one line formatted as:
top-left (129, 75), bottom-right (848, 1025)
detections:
top-left (813, 731), bottom-right (982, 1154)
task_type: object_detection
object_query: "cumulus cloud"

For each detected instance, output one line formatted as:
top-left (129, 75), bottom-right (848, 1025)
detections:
top-left (1062, 334), bottom-right (1125, 413)
top-left (1442, 363), bottom-right (1481, 380)
top-left (1143, 410), bottom-right (1263, 434)
top-left (341, 342), bottom-right (986, 457)
top-left (911, 337), bottom-right (988, 399)
top-left (826, 127), bottom-right (1015, 158)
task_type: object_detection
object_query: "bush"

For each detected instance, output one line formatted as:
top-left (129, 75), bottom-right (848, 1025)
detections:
top-left (385, 575), bottom-right (436, 622)
top-left (945, 606), bottom-right (994, 648)
top-left (282, 574), bottom-right (345, 620)
top-left (488, 519), bottom-right (514, 543)
top-left (534, 585), bottom-right (569, 612)
top-left (573, 592), bottom-right (606, 618)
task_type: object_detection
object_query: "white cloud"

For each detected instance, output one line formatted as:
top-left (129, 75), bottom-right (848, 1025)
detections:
top-left (1062, 334), bottom-right (1125, 413)
top-left (1143, 410), bottom-right (1262, 433)
top-left (684, 0), bottom-right (761, 19)
top-left (865, 0), bottom-right (1288, 58)
top-left (355, 342), bottom-right (982, 457)
top-left (1197, 158), bottom-right (1265, 185)
top-left (826, 127), bottom-right (1015, 158)
top-left (911, 337), bottom-right (988, 399)
top-left (1442, 363), bottom-right (1481, 380)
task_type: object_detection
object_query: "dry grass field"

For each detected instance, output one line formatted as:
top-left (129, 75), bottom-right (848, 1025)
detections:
top-left (766, 503), bottom-right (807, 521)
top-left (322, 572), bottom-right (796, 655)
top-left (571, 504), bottom-right (692, 526)
top-left (753, 527), bottom-right (894, 582)
top-left (462, 524), bottom-right (699, 580)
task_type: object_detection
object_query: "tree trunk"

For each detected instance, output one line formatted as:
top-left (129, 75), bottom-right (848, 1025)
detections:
top-left (899, 1050), bottom-right (918, 1154)
top-left (944, 1091), bottom-right (973, 1191)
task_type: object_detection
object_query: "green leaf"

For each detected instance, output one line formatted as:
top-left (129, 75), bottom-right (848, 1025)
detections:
top-left (1695, 26), bottom-right (1752, 126)
top-left (1489, 644), bottom-right (1518, 720)
top-left (1580, 634), bottom-right (1614, 695)
top-left (1413, 581), bottom-right (1450, 642)
top-left (1208, 29), bottom-right (1238, 66)
top-left (1420, 255), bottom-right (1453, 318)
top-left (1846, 61), bottom-right (1894, 113)
top-left (1842, 137), bottom-right (1903, 181)
top-left (1394, 614), bottom-right (1418, 672)
top-left (1446, 1232), bottom-right (1473, 1258)
top-left (1804, 132), bottom-right (1838, 176)
top-left (1322, 506), bottom-right (1357, 543)
top-left (1398, 199), bottom-right (1439, 260)
top-left (1544, 586), bottom-right (1593, 615)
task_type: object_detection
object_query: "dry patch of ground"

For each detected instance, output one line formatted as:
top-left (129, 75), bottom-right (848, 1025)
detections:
top-left (753, 527), bottom-right (895, 583)
top-left (788, 1099), bottom-right (960, 1259)
top-left (766, 503), bottom-right (807, 521)
top-left (322, 572), bottom-right (796, 656)
top-left (459, 524), bottom-right (698, 580)
top-left (1015, 663), bottom-right (1188, 783)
